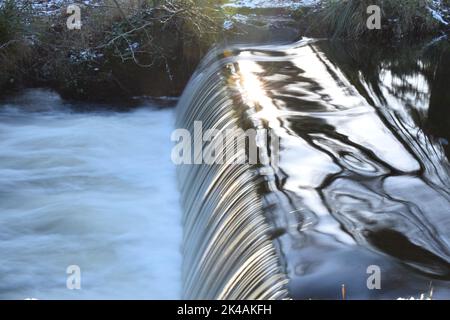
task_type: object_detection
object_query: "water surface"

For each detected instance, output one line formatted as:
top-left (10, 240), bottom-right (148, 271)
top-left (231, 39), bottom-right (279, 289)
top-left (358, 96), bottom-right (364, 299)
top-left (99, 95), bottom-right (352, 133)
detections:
top-left (0, 90), bottom-right (182, 299)
top-left (180, 38), bottom-right (450, 299)
top-left (257, 39), bottom-right (450, 299)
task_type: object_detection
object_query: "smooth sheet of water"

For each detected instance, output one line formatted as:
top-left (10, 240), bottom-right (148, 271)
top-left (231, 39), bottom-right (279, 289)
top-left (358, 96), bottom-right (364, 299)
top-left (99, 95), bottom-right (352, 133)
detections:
top-left (273, 40), bottom-right (450, 299)
top-left (0, 90), bottom-right (182, 299)
top-left (176, 38), bottom-right (450, 299)
top-left (236, 39), bottom-right (450, 299)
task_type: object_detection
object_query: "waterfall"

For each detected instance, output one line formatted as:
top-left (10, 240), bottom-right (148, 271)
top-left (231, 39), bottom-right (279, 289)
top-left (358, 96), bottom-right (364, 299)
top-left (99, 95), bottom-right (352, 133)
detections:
top-left (175, 38), bottom-right (450, 299)
top-left (175, 44), bottom-right (292, 300)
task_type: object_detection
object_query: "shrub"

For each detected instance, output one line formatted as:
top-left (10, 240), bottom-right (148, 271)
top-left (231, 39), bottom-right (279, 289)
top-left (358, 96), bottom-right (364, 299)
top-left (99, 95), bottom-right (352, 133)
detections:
top-left (9, 0), bottom-right (226, 100)
top-left (0, 0), bottom-right (25, 44)
top-left (310, 0), bottom-right (440, 40)
top-left (0, 0), bottom-right (34, 91)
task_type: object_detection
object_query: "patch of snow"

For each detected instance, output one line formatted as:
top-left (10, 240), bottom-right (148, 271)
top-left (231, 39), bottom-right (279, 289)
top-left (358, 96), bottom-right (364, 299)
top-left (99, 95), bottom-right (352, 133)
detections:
top-left (4, 0), bottom-right (99, 16)
top-left (429, 7), bottom-right (449, 25)
top-left (223, 0), bottom-right (319, 10)
top-left (69, 48), bottom-right (99, 63)
top-left (223, 20), bottom-right (234, 30)
top-left (429, 0), bottom-right (449, 25)
top-left (397, 294), bottom-right (432, 300)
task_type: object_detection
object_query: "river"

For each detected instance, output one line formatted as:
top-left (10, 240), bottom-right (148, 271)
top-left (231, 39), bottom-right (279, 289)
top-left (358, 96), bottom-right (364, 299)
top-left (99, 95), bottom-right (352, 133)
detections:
top-left (1, 37), bottom-right (449, 300)
top-left (176, 38), bottom-right (450, 299)
top-left (0, 90), bottom-right (182, 299)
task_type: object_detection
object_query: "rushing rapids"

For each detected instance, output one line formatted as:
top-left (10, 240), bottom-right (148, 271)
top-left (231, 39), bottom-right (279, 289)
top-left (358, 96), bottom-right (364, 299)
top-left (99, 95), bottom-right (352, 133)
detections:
top-left (0, 92), bottom-right (183, 299)
top-left (176, 39), bottom-right (450, 299)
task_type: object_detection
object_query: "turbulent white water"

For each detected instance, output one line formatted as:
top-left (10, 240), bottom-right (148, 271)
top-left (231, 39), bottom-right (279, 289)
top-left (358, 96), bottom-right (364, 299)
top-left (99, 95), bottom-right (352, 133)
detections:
top-left (0, 91), bottom-right (182, 299)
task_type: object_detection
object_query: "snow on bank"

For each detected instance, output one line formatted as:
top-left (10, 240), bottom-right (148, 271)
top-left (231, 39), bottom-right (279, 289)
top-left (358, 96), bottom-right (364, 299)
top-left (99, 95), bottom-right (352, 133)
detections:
top-left (0, 0), bottom-right (98, 15)
top-left (429, 0), bottom-right (449, 25)
top-left (223, 0), bottom-right (319, 9)
top-left (224, 0), bottom-right (449, 28)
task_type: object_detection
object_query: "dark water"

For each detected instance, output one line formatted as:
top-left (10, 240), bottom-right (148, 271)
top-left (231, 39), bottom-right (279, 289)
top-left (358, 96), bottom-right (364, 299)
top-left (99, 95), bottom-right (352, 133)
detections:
top-left (256, 39), bottom-right (450, 299)
top-left (177, 38), bottom-right (450, 299)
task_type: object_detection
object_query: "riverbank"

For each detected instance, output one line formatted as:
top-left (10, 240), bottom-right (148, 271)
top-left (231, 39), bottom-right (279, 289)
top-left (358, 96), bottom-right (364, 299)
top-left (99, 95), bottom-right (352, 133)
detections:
top-left (0, 0), bottom-right (449, 103)
top-left (0, 0), bottom-right (226, 102)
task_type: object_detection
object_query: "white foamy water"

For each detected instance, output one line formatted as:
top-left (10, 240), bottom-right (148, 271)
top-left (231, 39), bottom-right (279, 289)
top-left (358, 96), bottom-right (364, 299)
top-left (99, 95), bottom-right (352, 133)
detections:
top-left (0, 91), bottom-right (182, 299)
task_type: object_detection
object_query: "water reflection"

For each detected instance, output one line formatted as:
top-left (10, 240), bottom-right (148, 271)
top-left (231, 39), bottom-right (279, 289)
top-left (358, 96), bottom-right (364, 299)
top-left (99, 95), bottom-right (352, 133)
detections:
top-left (225, 39), bottom-right (450, 299)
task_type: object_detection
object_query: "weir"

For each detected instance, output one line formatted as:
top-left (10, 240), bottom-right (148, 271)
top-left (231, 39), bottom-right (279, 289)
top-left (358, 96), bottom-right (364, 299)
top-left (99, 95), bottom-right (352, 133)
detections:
top-left (176, 39), bottom-right (450, 299)
top-left (175, 42), bottom-right (291, 300)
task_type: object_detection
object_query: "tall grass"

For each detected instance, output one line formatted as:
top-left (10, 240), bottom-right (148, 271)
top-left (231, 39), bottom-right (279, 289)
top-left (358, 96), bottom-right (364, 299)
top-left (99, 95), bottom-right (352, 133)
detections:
top-left (0, 0), bottom-right (30, 44)
top-left (0, 0), bottom-right (34, 91)
top-left (316, 0), bottom-right (438, 39)
top-left (29, 0), bottom-right (226, 100)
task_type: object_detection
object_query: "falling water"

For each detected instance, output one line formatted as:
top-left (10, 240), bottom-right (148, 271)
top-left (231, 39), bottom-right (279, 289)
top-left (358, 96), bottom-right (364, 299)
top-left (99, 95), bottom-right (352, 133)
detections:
top-left (176, 38), bottom-right (450, 299)
top-left (176, 46), bottom-right (289, 300)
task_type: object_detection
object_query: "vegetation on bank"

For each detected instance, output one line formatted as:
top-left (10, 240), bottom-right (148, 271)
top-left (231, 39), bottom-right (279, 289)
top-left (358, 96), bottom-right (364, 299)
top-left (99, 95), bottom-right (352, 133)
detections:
top-left (0, 0), bottom-right (449, 101)
top-left (0, 0), bottom-right (226, 101)
top-left (301, 0), bottom-right (449, 40)
top-left (0, 1), bottom-right (33, 95)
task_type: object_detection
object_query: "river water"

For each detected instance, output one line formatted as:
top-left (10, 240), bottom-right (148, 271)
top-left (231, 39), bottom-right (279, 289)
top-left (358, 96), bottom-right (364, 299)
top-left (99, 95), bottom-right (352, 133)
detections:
top-left (176, 38), bottom-right (450, 299)
top-left (1, 38), bottom-right (449, 300)
top-left (0, 90), bottom-right (182, 299)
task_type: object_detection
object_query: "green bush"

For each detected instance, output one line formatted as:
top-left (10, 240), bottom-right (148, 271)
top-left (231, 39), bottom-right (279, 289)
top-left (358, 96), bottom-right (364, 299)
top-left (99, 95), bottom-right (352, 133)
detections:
top-left (29, 0), bottom-right (226, 100)
top-left (102, 0), bottom-right (224, 65)
top-left (0, 0), bottom-right (26, 44)
top-left (314, 0), bottom-right (439, 40)
top-left (0, 0), bottom-right (35, 92)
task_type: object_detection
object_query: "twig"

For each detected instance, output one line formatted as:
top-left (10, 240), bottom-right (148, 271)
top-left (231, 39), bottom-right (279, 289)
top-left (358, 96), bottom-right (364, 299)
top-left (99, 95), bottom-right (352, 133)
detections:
top-left (0, 39), bottom-right (21, 50)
